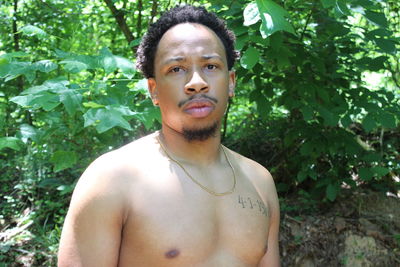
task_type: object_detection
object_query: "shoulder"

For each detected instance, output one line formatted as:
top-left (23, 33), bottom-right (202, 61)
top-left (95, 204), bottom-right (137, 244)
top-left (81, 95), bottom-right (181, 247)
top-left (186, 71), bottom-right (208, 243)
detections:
top-left (225, 147), bottom-right (278, 203)
top-left (69, 133), bottom-right (159, 213)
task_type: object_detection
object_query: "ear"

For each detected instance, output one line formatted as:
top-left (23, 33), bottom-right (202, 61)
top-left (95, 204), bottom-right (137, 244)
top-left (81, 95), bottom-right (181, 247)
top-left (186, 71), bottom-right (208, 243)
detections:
top-left (228, 71), bottom-right (236, 98)
top-left (147, 78), bottom-right (159, 105)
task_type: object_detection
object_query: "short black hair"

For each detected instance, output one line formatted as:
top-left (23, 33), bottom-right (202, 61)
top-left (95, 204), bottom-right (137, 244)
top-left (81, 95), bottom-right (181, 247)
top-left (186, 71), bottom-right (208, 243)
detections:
top-left (136, 5), bottom-right (239, 78)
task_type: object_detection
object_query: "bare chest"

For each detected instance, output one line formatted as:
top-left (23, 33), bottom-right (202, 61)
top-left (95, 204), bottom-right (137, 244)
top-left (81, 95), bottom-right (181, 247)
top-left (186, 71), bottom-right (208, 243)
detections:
top-left (119, 166), bottom-right (270, 266)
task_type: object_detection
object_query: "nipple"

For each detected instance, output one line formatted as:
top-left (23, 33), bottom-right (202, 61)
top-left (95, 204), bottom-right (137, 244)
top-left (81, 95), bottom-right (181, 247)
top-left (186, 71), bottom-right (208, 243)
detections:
top-left (165, 249), bottom-right (180, 259)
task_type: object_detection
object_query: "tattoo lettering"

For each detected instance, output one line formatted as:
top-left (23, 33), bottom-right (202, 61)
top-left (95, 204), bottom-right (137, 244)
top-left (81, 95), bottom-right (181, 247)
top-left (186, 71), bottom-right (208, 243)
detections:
top-left (238, 195), bottom-right (268, 217)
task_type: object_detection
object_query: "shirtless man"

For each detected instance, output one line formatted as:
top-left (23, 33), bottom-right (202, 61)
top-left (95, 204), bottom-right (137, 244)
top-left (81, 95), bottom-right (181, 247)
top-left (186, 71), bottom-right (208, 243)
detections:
top-left (58, 5), bottom-right (280, 267)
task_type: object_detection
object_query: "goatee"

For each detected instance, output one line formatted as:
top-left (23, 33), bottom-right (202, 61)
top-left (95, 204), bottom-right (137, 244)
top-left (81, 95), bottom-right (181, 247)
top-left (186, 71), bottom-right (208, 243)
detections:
top-left (182, 122), bottom-right (218, 142)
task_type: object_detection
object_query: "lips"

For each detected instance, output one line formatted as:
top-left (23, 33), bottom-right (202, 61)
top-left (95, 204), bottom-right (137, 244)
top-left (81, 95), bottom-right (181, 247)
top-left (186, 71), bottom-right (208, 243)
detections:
top-left (183, 99), bottom-right (215, 118)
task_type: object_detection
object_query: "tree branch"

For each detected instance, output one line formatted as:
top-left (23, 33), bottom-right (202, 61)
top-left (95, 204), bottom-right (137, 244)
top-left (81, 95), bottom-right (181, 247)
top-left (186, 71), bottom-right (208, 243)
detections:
top-left (150, 0), bottom-right (158, 24)
top-left (103, 0), bottom-right (136, 54)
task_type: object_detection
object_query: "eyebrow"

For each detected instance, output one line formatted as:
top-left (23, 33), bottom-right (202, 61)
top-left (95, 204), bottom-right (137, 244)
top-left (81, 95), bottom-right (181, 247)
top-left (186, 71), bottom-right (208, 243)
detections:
top-left (161, 54), bottom-right (223, 66)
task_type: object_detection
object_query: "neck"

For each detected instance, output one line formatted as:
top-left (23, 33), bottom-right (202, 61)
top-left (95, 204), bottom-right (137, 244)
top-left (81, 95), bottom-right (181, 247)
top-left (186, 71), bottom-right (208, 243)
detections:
top-left (158, 124), bottom-right (222, 166)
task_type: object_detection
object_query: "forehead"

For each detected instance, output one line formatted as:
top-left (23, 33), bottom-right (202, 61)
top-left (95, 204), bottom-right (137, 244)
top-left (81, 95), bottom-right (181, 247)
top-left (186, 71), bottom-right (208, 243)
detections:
top-left (155, 23), bottom-right (227, 63)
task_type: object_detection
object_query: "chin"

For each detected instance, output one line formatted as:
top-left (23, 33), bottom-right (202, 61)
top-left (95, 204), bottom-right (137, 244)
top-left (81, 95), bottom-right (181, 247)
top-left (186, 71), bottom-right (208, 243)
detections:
top-left (182, 121), bottom-right (219, 142)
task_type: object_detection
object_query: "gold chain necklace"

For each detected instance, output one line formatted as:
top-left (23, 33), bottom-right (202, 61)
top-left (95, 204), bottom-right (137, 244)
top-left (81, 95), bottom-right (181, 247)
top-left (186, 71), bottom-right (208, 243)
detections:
top-left (156, 135), bottom-right (236, 196)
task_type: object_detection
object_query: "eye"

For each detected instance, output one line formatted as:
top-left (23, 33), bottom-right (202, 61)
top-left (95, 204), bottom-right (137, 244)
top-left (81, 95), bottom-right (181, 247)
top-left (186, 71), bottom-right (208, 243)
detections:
top-left (205, 64), bottom-right (217, 70)
top-left (169, 66), bottom-right (183, 73)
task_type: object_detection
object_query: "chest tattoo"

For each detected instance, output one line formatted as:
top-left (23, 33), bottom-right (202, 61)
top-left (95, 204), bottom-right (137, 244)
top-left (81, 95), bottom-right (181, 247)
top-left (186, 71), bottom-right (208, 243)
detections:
top-left (237, 195), bottom-right (268, 217)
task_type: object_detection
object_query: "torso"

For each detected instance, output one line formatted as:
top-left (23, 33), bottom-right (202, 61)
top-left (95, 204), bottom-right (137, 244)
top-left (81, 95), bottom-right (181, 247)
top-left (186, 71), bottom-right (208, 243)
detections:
top-left (113, 133), bottom-right (270, 267)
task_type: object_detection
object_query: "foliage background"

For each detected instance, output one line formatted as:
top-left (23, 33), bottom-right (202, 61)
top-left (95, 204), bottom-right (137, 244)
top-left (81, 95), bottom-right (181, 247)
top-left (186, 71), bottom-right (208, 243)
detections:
top-left (0, 0), bottom-right (399, 265)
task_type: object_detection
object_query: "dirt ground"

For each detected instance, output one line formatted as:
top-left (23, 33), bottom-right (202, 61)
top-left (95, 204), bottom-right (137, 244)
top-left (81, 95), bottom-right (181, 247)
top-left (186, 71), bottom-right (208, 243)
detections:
top-left (280, 189), bottom-right (400, 266)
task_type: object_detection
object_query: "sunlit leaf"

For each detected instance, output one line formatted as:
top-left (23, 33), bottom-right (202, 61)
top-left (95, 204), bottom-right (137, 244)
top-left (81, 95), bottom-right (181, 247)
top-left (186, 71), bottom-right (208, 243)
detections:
top-left (243, 2), bottom-right (261, 26)
top-left (34, 60), bottom-right (58, 73)
top-left (256, 0), bottom-right (295, 38)
top-left (20, 25), bottom-right (47, 39)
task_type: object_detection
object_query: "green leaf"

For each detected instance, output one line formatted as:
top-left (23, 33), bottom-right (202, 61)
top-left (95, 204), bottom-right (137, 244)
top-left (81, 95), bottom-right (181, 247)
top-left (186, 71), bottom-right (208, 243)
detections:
top-left (340, 114), bottom-right (352, 128)
top-left (359, 167), bottom-right (374, 181)
top-left (377, 111), bottom-right (396, 128)
top-left (326, 183), bottom-right (338, 201)
top-left (301, 105), bottom-right (313, 121)
top-left (60, 60), bottom-right (88, 73)
top-left (34, 60), bottom-right (58, 73)
top-left (20, 25), bottom-right (47, 39)
top-left (99, 47), bottom-right (117, 74)
top-left (318, 107), bottom-right (339, 126)
top-left (240, 46), bottom-right (260, 69)
top-left (0, 137), bottom-right (23, 151)
top-left (364, 10), bottom-right (388, 27)
top-left (370, 166), bottom-right (390, 178)
top-left (50, 151), bottom-right (77, 172)
top-left (114, 56), bottom-right (136, 78)
top-left (83, 105), bottom-right (136, 133)
top-left (140, 106), bottom-right (161, 130)
top-left (19, 124), bottom-right (37, 143)
top-left (82, 102), bottom-right (105, 108)
top-left (256, 0), bottom-right (295, 38)
top-left (59, 89), bottom-right (82, 116)
top-left (374, 38), bottom-right (396, 54)
top-left (362, 114), bottom-right (377, 132)
top-left (335, 0), bottom-right (351, 16)
top-left (129, 39), bottom-right (141, 47)
top-left (320, 0), bottom-right (335, 8)
top-left (243, 2), bottom-right (261, 26)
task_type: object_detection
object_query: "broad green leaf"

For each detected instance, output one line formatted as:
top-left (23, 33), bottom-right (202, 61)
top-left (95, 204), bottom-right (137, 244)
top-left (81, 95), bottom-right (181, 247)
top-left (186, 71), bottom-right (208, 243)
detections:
top-left (326, 183), bottom-right (338, 201)
top-left (140, 106), bottom-right (161, 130)
top-left (362, 153), bottom-right (381, 163)
top-left (370, 166), bottom-right (390, 177)
top-left (243, 2), bottom-right (261, 26)
top-left (34, 60), bottom-right (58, 73)
top-left (301, 105), bottom-right (313, 121)
top-left (20, 25), bottom-right (47, 39)
top-left (30, 92), bottom-right (60, 111)
top-left (0, 137), bottom-right (23, 151)
top-left (297, 171), bottom-right (307, 182)
top-left (256, 0), bottom-right (295, 38)
top-left (340, 114), bottom-right (352, 128)
top-left (318, 107), bottom-right (339, 126)
top-left (19, 124), bottom-right (37, 143)
top-left (359, 167), bottom-right (374, 181)
top-left (50, 151), bottom-right (77, 172)
top-left (114, 56), bottom-right (136, 78)
top-left (60, 60), bottom-right (88, 73)
top-left (376, 111), bottom-right (396, 129)
top-left (83, 105), bottom-right (136, 133)
top-left (129, 39), bottom-right (141, 47)
top-left (99, 47), bottom-right (117, 74)
top-left (364, 10), bottom-right (388, 27)
top-left (59, 89), bottom-right (82, 116)
top-left (132, 78), bottom-right (149, 94)
top-left (335, 0), bottom-right (351, 16)
top-left (240, 46), bottom-right (260, 69)
top-left (320, 0), bottom-right (335, 8)
top-left (374, 38), bottom-right (396, 54)
top-left (3, 61), bottom-right (36, 83)
top-left (362, 114), bottom-right (377, 132)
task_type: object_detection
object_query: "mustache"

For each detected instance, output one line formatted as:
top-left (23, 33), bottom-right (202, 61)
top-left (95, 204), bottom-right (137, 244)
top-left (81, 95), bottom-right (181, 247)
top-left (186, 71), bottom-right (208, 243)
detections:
top-left (178, 95), bottom-right (218, 108)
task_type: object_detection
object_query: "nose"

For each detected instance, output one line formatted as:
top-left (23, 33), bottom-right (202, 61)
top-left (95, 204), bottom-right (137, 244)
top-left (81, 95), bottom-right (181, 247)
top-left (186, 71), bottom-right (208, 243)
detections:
top-left (184, 70), bottom-right (209, 94)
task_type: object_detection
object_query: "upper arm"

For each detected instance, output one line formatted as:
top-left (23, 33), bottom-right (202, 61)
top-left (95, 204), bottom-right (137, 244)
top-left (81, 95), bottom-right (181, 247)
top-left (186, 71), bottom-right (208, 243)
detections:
top-left (58, 157), bottom-right (127, 267)
top-left (258, 169), bottom-right (281, 267)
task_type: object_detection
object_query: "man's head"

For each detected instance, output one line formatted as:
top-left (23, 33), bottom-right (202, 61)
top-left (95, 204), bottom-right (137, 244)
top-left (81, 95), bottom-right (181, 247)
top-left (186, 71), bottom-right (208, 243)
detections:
top-left (136, 5), bottom-right (239, 79)
top-left (137, 5), bottom-right (238, 142)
